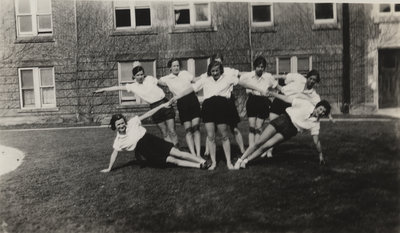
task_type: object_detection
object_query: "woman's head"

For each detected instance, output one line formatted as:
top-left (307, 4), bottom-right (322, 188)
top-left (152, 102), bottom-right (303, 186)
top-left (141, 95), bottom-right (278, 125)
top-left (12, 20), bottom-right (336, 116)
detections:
top-left (305, 70), bottom-right (320, 89)
top-left (167, 58), bottom-right (181, 75)
top-left (314, 100), bottom-right (331, 118)
top-left (207, 60), bottom-right (224, 78)
top-left (253, 56), bottom-right (267, 76)
top-left (211, 53), bottom-right (224, 63)
top-left (110, 114), bottom-right (127, 132)
top-left (132, 66), bottom-right (145, 84)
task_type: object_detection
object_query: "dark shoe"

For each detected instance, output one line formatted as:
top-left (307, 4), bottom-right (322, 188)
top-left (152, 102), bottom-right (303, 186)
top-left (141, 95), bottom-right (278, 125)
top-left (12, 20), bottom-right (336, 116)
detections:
top-left (200, 160), bottom-right (212, 170)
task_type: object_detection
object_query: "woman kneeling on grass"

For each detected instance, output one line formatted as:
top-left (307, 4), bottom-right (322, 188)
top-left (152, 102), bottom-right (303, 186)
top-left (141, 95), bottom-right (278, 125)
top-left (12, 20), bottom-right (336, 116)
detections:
top-left (234, 92), bottom-right (331, 169)
top-left (101, 100), bottom-right (210, 173)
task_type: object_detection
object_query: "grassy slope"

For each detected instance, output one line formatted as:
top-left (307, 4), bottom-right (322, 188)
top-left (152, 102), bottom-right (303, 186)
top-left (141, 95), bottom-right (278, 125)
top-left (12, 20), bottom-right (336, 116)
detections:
top-left (0, 120), bottom-right (399, 233)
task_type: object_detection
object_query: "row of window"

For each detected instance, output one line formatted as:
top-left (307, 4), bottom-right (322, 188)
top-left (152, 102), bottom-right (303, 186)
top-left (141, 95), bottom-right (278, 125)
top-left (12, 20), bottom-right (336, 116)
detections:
top-left (15, 0), bottom-right (341, 37)
top-left (18, 56), bottom-right (312, 109)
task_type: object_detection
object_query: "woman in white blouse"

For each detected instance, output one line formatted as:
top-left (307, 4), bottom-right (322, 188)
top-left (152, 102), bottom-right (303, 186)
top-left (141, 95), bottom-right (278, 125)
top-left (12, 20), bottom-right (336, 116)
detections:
top-left (192, 60), bottom-right (262, 170)
top-left (159, 58), bottom-right (202, 158)
top-left (239, 56), bottom-right (278, 148)
top-left (94, 62), bottom-right (179, 147)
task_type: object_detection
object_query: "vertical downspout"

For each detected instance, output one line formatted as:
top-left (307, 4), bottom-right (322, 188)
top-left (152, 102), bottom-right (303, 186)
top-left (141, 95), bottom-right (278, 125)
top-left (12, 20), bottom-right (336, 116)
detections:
top-left (248, 3), bottom-right (253, 70)
top-left (342, 3), bottom-right (351, 113)
top-left (74, 0), bottom-right (81, 120)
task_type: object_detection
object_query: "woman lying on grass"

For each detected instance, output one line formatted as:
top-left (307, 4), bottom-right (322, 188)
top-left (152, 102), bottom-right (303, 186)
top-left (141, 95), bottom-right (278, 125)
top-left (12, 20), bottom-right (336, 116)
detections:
top-left (234, 92), bottom-right (331, 169)
top-left (101, 99), bottom-right (210, 173)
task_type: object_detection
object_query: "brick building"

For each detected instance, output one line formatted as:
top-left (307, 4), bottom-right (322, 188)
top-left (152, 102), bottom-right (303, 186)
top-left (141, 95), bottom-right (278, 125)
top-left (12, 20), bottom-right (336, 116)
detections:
top-left (0, 1), bottom-right (399, 125)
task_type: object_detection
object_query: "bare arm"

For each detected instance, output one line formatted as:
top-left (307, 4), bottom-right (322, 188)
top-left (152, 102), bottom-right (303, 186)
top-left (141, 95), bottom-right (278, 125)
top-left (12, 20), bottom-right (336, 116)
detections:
top-left (237, 79), bottom-right (268, 95)
top-left (138, 99), bottom-right (173, 121)
top-left (313, 135), bottom-right (325, 165)
top-left (94, 86), bottom-right (127, 93)
top-left (100, 150), bottom-right (119, 173)
top-left (268, 92), bottom-right (293, 104)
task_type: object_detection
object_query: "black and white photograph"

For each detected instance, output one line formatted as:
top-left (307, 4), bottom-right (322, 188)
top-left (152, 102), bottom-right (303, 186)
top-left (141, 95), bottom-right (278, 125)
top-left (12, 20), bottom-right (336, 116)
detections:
top-left (0, 0), bottom-right (399, 232)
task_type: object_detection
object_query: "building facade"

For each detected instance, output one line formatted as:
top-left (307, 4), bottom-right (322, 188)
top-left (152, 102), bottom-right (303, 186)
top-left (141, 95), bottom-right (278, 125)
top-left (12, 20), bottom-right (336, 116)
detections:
top-left (0, 1), bottom-right (399, 125)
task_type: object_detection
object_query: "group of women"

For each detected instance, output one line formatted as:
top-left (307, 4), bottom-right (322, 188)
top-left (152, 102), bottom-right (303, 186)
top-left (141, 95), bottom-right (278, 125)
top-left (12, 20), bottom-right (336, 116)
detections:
top-left (95, 54), bottom-right (331, 172)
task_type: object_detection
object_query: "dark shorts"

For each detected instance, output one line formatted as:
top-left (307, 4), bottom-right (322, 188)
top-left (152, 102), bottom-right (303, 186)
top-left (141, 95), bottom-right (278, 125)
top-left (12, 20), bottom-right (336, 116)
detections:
top-left (150, 98), bottom-right (176, 124)
top-left (136, 133), bottom-right (174, 167)
top-left (202, 96), bottom-right (233, 125)
top-left (229, 94), bottom-right (241, 128)
top-left (177, 92), bottom-right (201, 123)
top-left (270, 97), bottom-right (291, 115)
top-left (246, 94), bottom-right (271, 119)
top-left (269, 113), bottom-right (298, 140)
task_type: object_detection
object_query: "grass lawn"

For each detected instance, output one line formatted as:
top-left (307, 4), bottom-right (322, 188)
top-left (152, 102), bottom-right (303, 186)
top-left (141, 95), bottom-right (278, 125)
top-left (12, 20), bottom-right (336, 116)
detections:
top-left (0, 120), bottom-right (399, 233)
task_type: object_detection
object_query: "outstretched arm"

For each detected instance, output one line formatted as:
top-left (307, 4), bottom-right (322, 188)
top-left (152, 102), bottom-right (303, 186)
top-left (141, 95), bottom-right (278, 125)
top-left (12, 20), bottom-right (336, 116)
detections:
top-left (139, 99), bottom-right (174, 121)
top-left (238, 79), bottom-right (267, 95)
top-left (101, 150), bottom-right (119, 173)
top-left (313, 135), bottom-right (325, 165)
top-left (94, 86), bottom-right (127, 93)
top-left (268, 92), bottom-right (293, 104)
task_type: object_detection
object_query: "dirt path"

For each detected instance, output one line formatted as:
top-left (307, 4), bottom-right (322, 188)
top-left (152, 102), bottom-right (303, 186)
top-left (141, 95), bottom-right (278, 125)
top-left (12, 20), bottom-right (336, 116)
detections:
top-left (0, 145), bottom-right (24, 177)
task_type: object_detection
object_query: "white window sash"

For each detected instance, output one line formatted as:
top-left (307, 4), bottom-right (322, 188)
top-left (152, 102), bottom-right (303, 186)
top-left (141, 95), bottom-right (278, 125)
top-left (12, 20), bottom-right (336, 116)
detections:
top-left (313, 3), bottom-right (337, 24)
top-left (174, 2), bottom-right (210, 27)
top-left (193, 2), bottom-right (211, 26)
top-left (19, 67), bottom-right (56, 109)
top-left (15, 0), bottom-right (52, 37)
top-left (250, 3), bottom-right (274, 27)
top-left (114, 1), bottom-right (152, 29)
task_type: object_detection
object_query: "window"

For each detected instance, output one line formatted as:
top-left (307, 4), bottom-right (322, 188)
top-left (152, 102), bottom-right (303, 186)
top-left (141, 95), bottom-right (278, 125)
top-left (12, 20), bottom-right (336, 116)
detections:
top-left (174, 2), bottom-right (210, 27)
top-left (118, 61), bottom-right (156, 105)
top-left (181, 58), bottom-right (209, 101)
top-left (378, 3), bottom-right (400, 14)
top-left (15, 0), bottom-right (52, 37)
top-left (276, 56), bottom-right (312, 75)
top-left (114, 1), bottom-right (151, 29)
top-left (251, 3), bottom-right (273, 26)
top-left (314, 3), bottom-right (337, 24)
top-left (18, 67), bottom-right (56, 109)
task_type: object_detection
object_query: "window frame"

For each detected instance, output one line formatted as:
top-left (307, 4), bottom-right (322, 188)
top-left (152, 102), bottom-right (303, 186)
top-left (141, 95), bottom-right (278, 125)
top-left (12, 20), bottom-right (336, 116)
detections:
top-left (173, 2), bottom-right (211, 27)
top-left (15, 0), bottom-right (53, 37)
top-left (313, 3), bottom-right (337, 25)
top-left (18, 67), bottom-right (56, 109)
top-left (114, 1), bottom-right (152, 30)
top-left (117, 60), bottom-right (157, 105)
top-left (378, 3), bottom-right (400, 15)
top-left (181, 57), bottom-right (210, 102)
top-left (250, 2), bottom-right (274, 27)
top-left (275, 56), bottom-right (312, 75)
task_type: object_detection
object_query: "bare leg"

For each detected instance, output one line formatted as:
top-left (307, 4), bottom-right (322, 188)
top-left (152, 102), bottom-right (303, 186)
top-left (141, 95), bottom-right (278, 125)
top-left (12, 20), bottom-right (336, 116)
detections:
top-left (166, 156), bottom-right (200, 168)
top-left (166, 118), bottom-right (179, 147)
top-left (157, 121), bottom-right (171, 142)
top-left (183, 121), bottom-right (196, 156)
top-left (248, 117), bottom-right (256, 147)
top-left (255, 118), bottom-right (265, 144)
top-left (265, 113), bottom-right (280, 157)
top-left (204, 137), bottom-right (210, 156)
top-left (234, 124), bottom-right (278, 169)
top-left (246, 133), bottom-right (285, 162)
top-left (205, 122), bottom-right (217, 170)
top-left (169, 147), bottom-right (205, 164)
top-left (192, 117), bottom-right (201, 157)
top-left (233, 127), bottom-right (245, 153)
top-left (217, 123), bottom-right (233, 169)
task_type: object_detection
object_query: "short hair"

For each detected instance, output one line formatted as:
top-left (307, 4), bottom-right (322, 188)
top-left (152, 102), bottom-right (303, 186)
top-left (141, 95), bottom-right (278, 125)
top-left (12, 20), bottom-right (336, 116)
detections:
top-left (167, 58), bottom-right (181, 68)
top-left (132, 66), bottom-right (144, 77)
top-left (253, 56), bottom-right (267, 68)
top-left (109, 114), bottom-right (127, 131)
top-left (207, 60), bottom-right (224, 77)
top-left (316, 100), bottom-right (331, 117)
top-left (211, 53), bottom-right (224, 62)
top-left (306, 70), bottom-right (320, 83)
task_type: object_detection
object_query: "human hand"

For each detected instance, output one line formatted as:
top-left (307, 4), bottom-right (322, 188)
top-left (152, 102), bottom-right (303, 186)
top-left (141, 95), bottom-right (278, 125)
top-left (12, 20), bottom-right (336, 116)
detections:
top-left (319, 153), bottom-right (326, 165)
top-left (100, 168), bottom-right (111, 173)
top-left (93, 89), bottom-right (104, 94)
